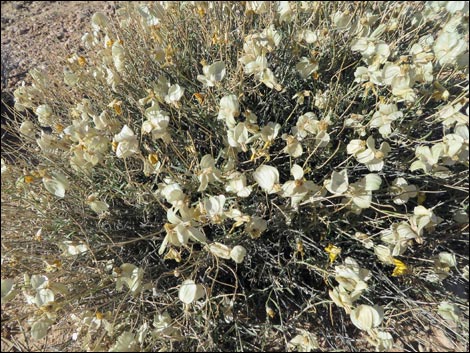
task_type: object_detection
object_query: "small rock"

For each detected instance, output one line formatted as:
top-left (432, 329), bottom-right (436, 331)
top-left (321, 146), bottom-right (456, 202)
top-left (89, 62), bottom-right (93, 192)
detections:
top-left (19, 28), bottom-right (28, 35)
top-left (13, 3), bottom-right (24, 10)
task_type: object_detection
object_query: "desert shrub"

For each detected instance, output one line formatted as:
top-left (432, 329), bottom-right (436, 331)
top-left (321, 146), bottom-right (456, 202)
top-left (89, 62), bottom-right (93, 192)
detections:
top-left (1, 1), bottom-right (469, 351)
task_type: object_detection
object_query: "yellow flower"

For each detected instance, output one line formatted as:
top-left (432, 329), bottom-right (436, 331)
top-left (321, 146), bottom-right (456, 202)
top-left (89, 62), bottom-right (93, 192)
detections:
top-left (193, 92), bottom-right (205, 104)
top-left (325, 244), bottom-right (341, 264)
top-left (148, 153), bottom-right (159, 165)
top-left (24, 175), bottom-right (35, 184)
top-left (77, 56), bottom-right (87, 67)
top-left (392, 258), bottom-right (409, 276)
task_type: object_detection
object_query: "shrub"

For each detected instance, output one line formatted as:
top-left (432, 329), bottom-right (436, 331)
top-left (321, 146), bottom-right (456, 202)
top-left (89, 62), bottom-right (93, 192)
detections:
top-left (2, 2), bottom-right (469, 351)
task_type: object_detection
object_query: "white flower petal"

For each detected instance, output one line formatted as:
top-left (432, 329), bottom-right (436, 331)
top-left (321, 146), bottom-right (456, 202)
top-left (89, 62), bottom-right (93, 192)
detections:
top-left (178, 280), bottom-right (205, 304)
top-left (350, 305), bottom-right (384, 331)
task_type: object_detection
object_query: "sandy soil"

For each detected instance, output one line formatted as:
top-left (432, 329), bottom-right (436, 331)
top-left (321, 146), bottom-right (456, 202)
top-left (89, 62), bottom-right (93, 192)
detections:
top-left (1, 1), bottom-right (116, 92)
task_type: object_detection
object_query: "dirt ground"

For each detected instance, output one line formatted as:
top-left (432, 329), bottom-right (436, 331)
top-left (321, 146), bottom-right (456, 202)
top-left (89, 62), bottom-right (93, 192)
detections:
top-left (1, 1), bottom-right (116, 92)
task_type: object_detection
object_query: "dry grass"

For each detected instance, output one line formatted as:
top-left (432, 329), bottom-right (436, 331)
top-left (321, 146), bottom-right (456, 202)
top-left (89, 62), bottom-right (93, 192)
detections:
top-left (1, 2), bottom-right (469, 352)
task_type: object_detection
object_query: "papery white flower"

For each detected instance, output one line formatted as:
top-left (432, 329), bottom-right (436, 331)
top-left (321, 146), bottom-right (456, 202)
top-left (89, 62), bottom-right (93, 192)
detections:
top-left (381, 63), bottom-right (401, 86)
top-left (367, 330), bottom-right (394, 352)
top-left (329, 285), bottom-right (355, 314)
top-left (86, 193), bottom-right (109, 215)
top-left (178, 279), bottom-right (205, 304)
top-left (81, 32), bottom-right (98, 48)
top-left (203, 195), bottom-right (226, 223)
top-left (391, 72), bottom-right (416, 102)
top-left (410, 41), bottom-right (434, 65)
top-left (288, 330), bottom-right (319, 352)
top-left (230, 245), bottom-right (247, 263)
top-left (113, 125), bottom-right (139, 158)
top-left (350, 305), bottom-right (384, 331)
top-left (351, 37), bottom-right (390, 65)
top-left (334, 257), bottom-right (371, 293)
top-left (324, 170), bottom-right (349, 195)
top-left (281, 164), bottom-right (320, 207)
top-left (349, 136), bottom-right (390, 171)
top-left (242, 55), bottom-right (281, 90)
top-left (14, 83), bottom-right (39, 111)
top-left (293, 112), bottom-right (317, 140)
top-left (332, 11), bottom-right (352, 30)
top-left (259, 25), bottom-right (282, 51)
top-left (91, 12), bottom-right (108, 32)
top-left (245, 216), bottom-right (267, 238)
top-left (227, 122), bottom-right (251, 150)
top-left (442, 129), bottom-right (468, 164)
top-left (20, 120), bottom-right (36, 138)
top-left (437, 252), bottom-right (458, 268)
top-left (345, 174), bottom-right (382, 211)
top-left (208, 242), bottom-right (231, 259)
top-left (37, 131), bottom-right (61, 154)
top-left (112, 41), bottom-right (125, 73)
top-left (106, 67), bottom-right (120, 91)
top-left (414, 61), bottom-right (434, 83)
top-left (93, 111), bottom-right (119, 132)
top-left (43, 171), bottom-right (70, 198)
top-left (433, 31), bottom-right (467, 66)
top-left (260, 122), bottom-right (281, 146)
top-left (159, 182), bottom-right (186, 209)
top-left (312, 90), bottom-right (329, 111)
top-left (277, 1), bottom-right (294, 23)
top-left (438, 103), bottom-right (468, 127)
top-left (374, 244), bottom-right (394, 264)
top-left (438, 301), bottom-right (461, 322)
top-left (31, 318), bottom-right (54, 340)
top-left (246, 1), bottom-right (269, 14)
top-left (253, 165), bottom-right (280, 194)
top-left (29, 275), bottom-right (57, 307)
top-left (153, 311), bottom-right (180, 338)
top-left (35, 104), bottom-right (54, 126)
top-left (143, 155), bottom-right (162, 176)
top-left (411, 205), bottom-right (441, 235)
top-left (381, 222), bottom-right (418, 256)
top-left (60, 240), bottom-right (88, 257)
top-left (164, 84), bottom-right (185, 106)
top-left (243, 55), bottom-right (268, 75)
top-left (142, 105), bottom-right (171, 142)
top-left (297, 29), bottom-right (319, 45)
top-left (296, 57), bottom-right (319, 79)
top-left (159, 206), bottom-right (206, 255)
top-left (260, 67), bottom-right (282, 91)
top-left (197, 61), bottom-right (226, 87)
top-left (109, 331), bottom-right (139, 352)
top-left (225, 172), bottom-right (252, 197)
top-left (1, 158), bottom-right (9, 175)
top-left (344, 114), bottom-right (367, 136)
top-left (218, 94), bottom-right (240, 129)
top-left (389, 178), bottom-right (418, 205)
top-left (198, 154), bottom-right (222, 192)
top-left (114, 263), bottom-right (144, 295)
top-left (282, 134), bottom-right (303, 157)
top-left (369, 103), bottom-right (403, 137)
top-left (138, 3), bottom-right (165, 27)
top-left (1, 279), bottom-right (17, 304)
top-left (410, 143), bottom-right (449, 175)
